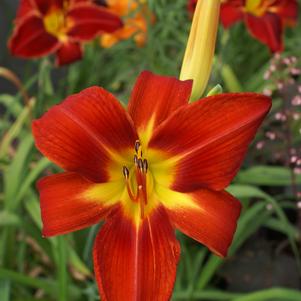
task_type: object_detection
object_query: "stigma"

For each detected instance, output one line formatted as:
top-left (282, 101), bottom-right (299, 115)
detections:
top-left (123, 140), bottom-right (149, 219)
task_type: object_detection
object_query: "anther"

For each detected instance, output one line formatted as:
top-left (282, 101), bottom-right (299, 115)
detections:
top-left (134, 140), bottom-right (140, 154)
top-left (123, 166), bottom-right (129, 179)
top-left (134, 155), bottom-right (138, 166)
top-left (143, 159), bottom-right (148, 173)
top-left (138, 158), bottom-right (144, 171)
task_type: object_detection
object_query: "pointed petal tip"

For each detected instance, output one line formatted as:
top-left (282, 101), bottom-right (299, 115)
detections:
top-left (202, 92), bottom-right (272, 120)
top-left (55, 42), bottom-right (83, 66)
top-left (207, 91), bottom-right (272, 105)
top-left (37, 172), bottom-right (118, 237)
top-left (162, 188), bottom-right (242, 258)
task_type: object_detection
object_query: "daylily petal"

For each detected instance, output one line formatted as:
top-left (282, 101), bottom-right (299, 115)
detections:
top-left (34, 0), bottom-right (65, 15)
top-left (16, 0), bottom-right (36, 19)
top-left (38, 172), bottom-right (121, 236)
top-left (56, 41), bottom-right (83, 66)
top-left (245, 12), bottom-right (283, 52)
top-left (220, 0), bottom-right (244, 28)
top-left (32, 86), bottom-right (138, 183)
top-left (70, 0), bottom-right (94, 5)
top-left (67, 3), bottom-right (123, 41)
top-left (128, 71), bottom-right (192, 141)
top-left (149, 93), bottom-right (271, 192)
top-left (157, 186), bottom-right (241, 257)
top-left (9, 13), bottom-right (59, 58)
top-left (93, 206), bottom-right (180, 301)
top-left (273, 0), bottom-right (298, 26)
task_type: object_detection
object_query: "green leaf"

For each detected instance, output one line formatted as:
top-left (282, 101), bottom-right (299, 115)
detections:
top-left (236, 166), bottom-right (301, 186)
top-left (221, 64), bottom-right (243, 92)
top-left (0, 280), bottom-right (10, 301)
top-left (0, 94), bottom-right (22, 117)
top-left (206, 84), bottom-right (223, 96)
top-left (227, 184), bottom-right (267, 199)
top-left (3, 134), bottom-right (34, 211)
top-left (232, 287), bottom-right (301, 301)
top-left (15, 157), bottom-right (51, 205)
top-left (0, 98), bottom-right (35, 160)
top-left (0, 211), bottom-right (21, 227)
top-left (264, 217), bottom-right (299, 240)
top-left (56, 236), bottom-right (69, 301)
top-left (0, 268), bottom-right (81, 299)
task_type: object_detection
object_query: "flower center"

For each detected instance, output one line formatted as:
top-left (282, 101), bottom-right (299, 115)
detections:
top-left (245, 0), bottom-right (275, 17)
top-left (123, 140), bottom-right (149, 219)
top-left (43, 7), bottom-right (72, 40)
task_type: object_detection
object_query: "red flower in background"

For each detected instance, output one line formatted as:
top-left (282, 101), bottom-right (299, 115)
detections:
top-left (33, 71), bottom-right (271, 300)
top-left (8, 0), bottom-right (123, 66)
top-left (188, 0), bottom-right (298, 52)
top-left (221, 0), bottom-right (298, 52)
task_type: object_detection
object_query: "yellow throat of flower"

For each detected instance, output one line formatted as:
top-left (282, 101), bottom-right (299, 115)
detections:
top-left (245, 0), bottom-right (273, 17)
top-left (122, 140), bottom-right (153, 221)
top-left (43, 8), bottom-right (71, 40)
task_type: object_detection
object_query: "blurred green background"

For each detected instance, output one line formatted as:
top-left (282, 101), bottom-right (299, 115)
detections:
top-left (1, 0), bottom-right (301, 300)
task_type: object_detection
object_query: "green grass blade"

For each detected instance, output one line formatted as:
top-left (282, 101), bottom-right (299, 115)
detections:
top-left (232, 288), bottom-right (301, 301)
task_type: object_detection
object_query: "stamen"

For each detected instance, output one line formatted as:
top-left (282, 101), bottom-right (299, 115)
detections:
top-left (126, 180), bottom-right (136, 202)
top-left (143, 159), bottom-right (148, 173)
top-left (138, 185), bottom-right (145, 219)
top-left (138, 158), bottom-right (144, 171)
top-left (123, 166), bottom-right (129, 179)
top-left (123, 141), bottom-right (150, 219)
top-left (134, 140), bottom-right (140, 153)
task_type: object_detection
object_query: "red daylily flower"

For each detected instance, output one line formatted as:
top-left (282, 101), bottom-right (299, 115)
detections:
top-left (8, 0), bottom-right (123, 66)
top-left (33, 71), bottom-right (271, 300)
top-left (220, 0), bottom-right (298, 52)
top-left (188, 0), bottom-right (298, 52)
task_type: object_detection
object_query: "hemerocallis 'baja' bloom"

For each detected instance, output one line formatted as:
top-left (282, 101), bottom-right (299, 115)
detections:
top-left (33, 71), bottom-right (271, 300)
top-left (9, 0), bottom-right (123, 66)
top-left (220, 0), bottom-right (298, 52)
top-left (100, 0), bottom-right (152, 48)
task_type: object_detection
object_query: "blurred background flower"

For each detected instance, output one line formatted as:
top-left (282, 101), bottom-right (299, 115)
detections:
top-left (99, 0), bottom-right (154, 48)
top-left (189, 0), bottom-right (298, 52)
top-left (9, 0), bottom-right (123, 65)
